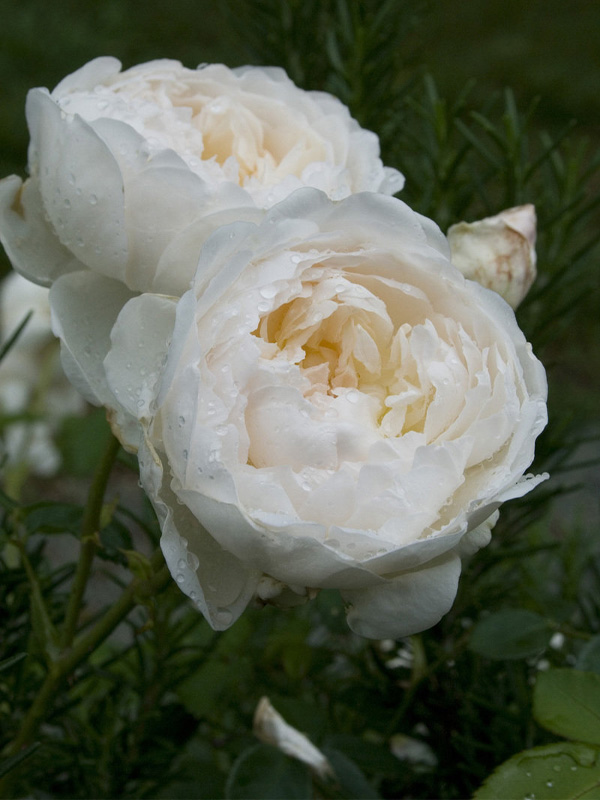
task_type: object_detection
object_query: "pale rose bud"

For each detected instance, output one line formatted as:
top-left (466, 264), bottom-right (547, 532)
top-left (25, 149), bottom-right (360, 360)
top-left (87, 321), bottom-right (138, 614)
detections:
top-left (447, 204), bottom-right (537, 308)
top-left (253, 697), bottom-right (333, 779)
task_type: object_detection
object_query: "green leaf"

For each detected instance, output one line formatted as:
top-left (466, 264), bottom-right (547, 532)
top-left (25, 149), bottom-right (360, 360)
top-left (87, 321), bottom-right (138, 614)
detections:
top-left (323, 747), bottom-right (380, 799)
top-left (98, 518), bottom-right (133, 566)
top-left (0, 742), bottom-right (42, 780)
top-left (474, 741), bottom-right (600, 800)
top-left (0, 310), bottom-right (33, 363)
top-left (0, 652), bottom-right (26, 672)
top-left (469, 609), bottom-right (554, 660)
top-left (225, 744), bottom-right (311, 800)
top-left (577, 637), bottom-right (600, 674)
top-left (534, 669), bottom-right (600, 745)
top-left (325, 735), bottom-right (403, 777)
top-left (23, 502), bottom-right (83, 536)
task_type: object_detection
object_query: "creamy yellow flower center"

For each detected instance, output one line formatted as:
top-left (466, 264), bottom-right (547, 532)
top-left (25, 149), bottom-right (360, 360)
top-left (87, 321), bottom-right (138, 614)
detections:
top-left (253, 271), bottom-right (467, 442)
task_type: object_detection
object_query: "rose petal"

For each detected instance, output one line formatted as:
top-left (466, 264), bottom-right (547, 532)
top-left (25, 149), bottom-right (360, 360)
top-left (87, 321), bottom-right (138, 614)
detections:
top-left (0, 175), bottom-right (83, 286)
top-left (342, 553), bottom-right (462, 639)
top-left (27, 89), bottom-right (129, 280)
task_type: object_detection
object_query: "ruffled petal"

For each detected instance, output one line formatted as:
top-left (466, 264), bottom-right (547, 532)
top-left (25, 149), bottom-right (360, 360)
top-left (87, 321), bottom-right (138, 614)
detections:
top-left (342, 553), bottom-right (462, 639)
top-left (27, 89), bottom-right (129, 281)
top-left (0, 175), bottom-right (83, 286)
top-left (138, 436), bottom-right (261, 629)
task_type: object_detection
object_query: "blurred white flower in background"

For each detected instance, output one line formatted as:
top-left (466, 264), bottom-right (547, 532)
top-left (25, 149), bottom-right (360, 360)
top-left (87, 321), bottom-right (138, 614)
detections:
top-left (0, 271), bottom-right (86, 478)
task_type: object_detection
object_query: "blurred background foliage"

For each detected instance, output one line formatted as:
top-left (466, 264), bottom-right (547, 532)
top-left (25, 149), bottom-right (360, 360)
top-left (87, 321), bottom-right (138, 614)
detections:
top-left (0, 0), bottom-right (599, 798)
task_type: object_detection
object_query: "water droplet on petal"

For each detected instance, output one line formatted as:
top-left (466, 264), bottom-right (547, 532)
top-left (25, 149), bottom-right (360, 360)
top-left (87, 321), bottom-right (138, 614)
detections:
top-left (260, 285), bottom-right (277, 299)
top-left (89, 194), bottom-right (98, 205)
top-left (215, 608), bottom-right (233, 626)
top-left (187, 552), bottom-right (200, 570)
top-left (176, 573), bottom-right (185, 584)
top-left (347, 389), bottom-right (360, 404)
top-left (177, 559), bottom-right (187, 571)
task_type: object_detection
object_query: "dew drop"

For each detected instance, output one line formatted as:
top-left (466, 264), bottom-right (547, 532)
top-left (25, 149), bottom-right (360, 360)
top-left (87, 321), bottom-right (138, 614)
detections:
top-left (176, 573), bottom-right (185, 584)
top-left (177, 559), bottom-right (187, 571)
top-left (257, 301), bottom-right (270, 313)
top-left (546, 782), bottom-right (553, 789)
top-left (301, 481), bottom-right (311, 492)
top-left (215, 425), bottom-right (228, 436)
top-left (178, 415), bottom-right (185, 427)
top-left (215, 608), bottom-right (233, 626)
top-left (336, 283), bottom-right (347, 293)
top-left (260, 285), bottom-right (277, 299)
top-left (89, 193), bottom-right (98, 205)
top-left (291, 254), bottom-right (302, 263)
top-left (187, 552), bottom-right (200, 570)
top-left (347, 389), bottom-right (360, 404)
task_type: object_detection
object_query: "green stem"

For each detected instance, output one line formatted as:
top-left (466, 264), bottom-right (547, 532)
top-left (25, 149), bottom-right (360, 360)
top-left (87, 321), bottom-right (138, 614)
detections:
top-left (60, 434), bottom-right (121, 649)
top-left (2, 548), bottom-right (170, 765)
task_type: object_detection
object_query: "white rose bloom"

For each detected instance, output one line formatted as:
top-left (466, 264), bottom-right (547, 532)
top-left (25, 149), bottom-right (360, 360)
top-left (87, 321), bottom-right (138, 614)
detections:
top-left (0, 272), bottom-right (86, 475)
top-left (0, 57), bottom-right (403, 297)
top-left (78, 189), bottom-right (547, 639)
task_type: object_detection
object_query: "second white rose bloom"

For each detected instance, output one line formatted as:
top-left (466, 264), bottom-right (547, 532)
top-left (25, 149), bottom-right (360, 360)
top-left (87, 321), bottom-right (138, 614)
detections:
top-left (90, 189), bottom-right (548, 639)
top-left (0, 57), bottom-right (403, 298)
